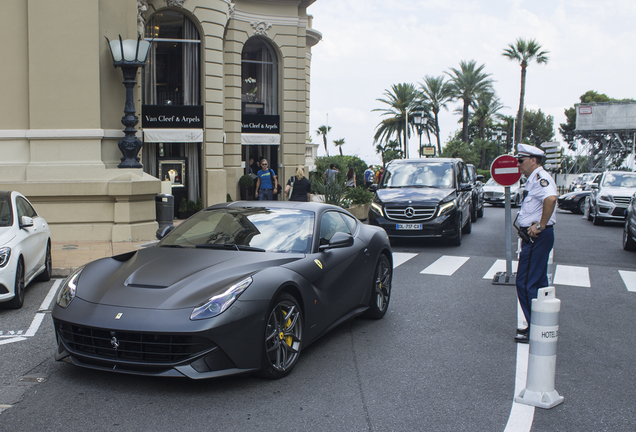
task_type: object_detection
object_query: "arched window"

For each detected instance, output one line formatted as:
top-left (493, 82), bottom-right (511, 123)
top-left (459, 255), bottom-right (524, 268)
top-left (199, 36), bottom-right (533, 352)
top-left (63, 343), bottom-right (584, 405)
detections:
top-left (241, 38), bottom-right (278, 115)
top-left (144, 11), bottom-right (200, 105)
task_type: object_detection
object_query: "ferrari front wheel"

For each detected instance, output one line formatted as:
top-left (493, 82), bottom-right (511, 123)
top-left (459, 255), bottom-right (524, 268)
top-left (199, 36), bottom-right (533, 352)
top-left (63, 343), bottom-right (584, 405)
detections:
top-left (258, 293), bottom-right (303, 379)
top-left (362, 254), bottom-right (392, 320)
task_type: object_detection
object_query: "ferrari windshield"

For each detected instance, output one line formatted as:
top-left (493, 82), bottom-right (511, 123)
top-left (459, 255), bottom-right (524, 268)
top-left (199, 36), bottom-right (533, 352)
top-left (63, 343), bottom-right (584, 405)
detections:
top-left (382, 162), bottom-right (454, 188)
top-left (159, 207), bottom-right (314, 253)
top-left (0, 197), bottom-right (12, 227)
top-left (602, 172), bottom-right (636, 188)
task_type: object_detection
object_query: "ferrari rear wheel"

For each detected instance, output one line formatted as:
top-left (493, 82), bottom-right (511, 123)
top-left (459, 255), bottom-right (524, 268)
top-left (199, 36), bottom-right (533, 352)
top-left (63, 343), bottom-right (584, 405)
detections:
top-left (258, 293), bottom-right (303, 379)
top-left (5, 258), bottom-right (25, 309)
top-left (363, 255), bottom-right (392, 319)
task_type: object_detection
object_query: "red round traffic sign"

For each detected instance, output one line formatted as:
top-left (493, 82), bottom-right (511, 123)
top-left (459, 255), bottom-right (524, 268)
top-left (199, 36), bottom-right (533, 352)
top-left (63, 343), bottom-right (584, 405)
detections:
top-left (490, 155), bottom-right (521, 186)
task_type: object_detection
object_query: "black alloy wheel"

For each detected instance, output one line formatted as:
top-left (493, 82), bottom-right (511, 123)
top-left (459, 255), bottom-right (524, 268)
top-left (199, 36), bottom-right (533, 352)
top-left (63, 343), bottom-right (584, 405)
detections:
top-left (623, 219), bottom-right (636, 251)
top-left (577, 199), bottom-right (586, 215)
top-left (35, 242), bottom-right (52, 282)
top-left (462, 211), bottom-right (472, 234)
top-left (258, 293), bottom-right (303, 379)
top-left (450, 215), bottom-right (462, 246)
top-left (5, 258), bottom-right (25, 309)
top-left (592, 209), bottom-right (604, 226)
top-left (470, 201), bottom-right (477, 222)
top-left (362, 255), bottom-right (392, 319)
top-left (477, 203), bottom-right (484, 218)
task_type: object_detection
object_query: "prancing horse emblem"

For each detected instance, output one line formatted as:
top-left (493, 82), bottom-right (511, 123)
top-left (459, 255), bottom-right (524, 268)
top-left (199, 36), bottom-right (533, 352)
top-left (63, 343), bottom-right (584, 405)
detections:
top-left (404, 207), bottom-right (415, 218)
top-left (110, 331), bottom-right (119, 350)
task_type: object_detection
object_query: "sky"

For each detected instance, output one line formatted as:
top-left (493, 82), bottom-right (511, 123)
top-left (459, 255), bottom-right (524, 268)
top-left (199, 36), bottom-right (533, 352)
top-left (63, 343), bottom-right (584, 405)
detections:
top-left (306, 0), bottom-right (636, 165)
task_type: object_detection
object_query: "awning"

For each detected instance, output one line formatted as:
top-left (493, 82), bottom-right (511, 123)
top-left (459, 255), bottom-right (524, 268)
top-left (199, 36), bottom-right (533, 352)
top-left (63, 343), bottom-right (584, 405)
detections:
top-left (143, 129), bottom-right (203, 143)
top-left (241, 133), bottom-right (280, 145)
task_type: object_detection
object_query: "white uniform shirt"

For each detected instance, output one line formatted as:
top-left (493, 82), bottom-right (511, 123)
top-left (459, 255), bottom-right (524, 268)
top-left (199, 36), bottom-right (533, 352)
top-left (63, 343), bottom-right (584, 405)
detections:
top-left (518, 166), bottom-right (557, 227)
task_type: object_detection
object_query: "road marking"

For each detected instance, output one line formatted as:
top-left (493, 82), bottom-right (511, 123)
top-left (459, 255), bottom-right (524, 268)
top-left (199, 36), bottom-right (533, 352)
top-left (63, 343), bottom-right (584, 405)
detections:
top-left (40, 279), bottom-right (61, 311)
top-left (420, 255), bottom-right (469, 276)
top-left (483, 259), bottom-right (519, 279)
top-left (618, 270), bottom-right (636, 292)
top-left (0, 337), bottom-right (27, 345)
top-left (392, 252), bottom-right (417, 268)
top-left (553, 265), bottom-right (591, 287)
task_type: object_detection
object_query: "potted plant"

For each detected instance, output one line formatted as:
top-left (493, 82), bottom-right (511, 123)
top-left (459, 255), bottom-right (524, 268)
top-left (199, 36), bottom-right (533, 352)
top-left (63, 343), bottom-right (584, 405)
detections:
top-left (178, 198), bottom-right (197, 219)
top-left (344, 186), bottom-right (374, 221)
top-left (239, 174), bottom-right (255, 200)
top-left (244, 77), bottom-right (258, 102)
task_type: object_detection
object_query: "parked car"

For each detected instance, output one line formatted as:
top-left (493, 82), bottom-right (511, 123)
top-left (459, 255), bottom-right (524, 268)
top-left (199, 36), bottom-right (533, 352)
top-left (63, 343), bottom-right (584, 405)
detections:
top-left (568, 172), bottom-right (601, 192)
top-left (367, 158), bottom-right (473, 246)
top-left (557, 190), bottom-right (591, 214)
top-left (467, 164), bottom-right (485, 221)
top-left (589, 171), bottom-right (636, 225)
top-left (0, 191), bottom-right (52, 309)
top-left (623, 192), bottom-right (636, 251)
top-left (483, 177), bottom-right (526, 207)
top-left (52, 202), bottom-right (393, 379)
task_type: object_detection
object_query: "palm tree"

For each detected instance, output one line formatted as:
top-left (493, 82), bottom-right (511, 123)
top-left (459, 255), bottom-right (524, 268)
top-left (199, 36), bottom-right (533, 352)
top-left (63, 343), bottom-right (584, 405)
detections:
top-left (445, 60), bottom-right (493, 143)
top-left (503, 38), bottom-right (549, 144)
top-left (333, 138), bottom-right (345, 156)
top-left (418, 75), bottom-right (453, 156)
top-left (373, 83), bottom-right (419, 158)
top-left (472, 92), bottom-right (505, 140)
top-left (316, 125), bottom-right (331, 156)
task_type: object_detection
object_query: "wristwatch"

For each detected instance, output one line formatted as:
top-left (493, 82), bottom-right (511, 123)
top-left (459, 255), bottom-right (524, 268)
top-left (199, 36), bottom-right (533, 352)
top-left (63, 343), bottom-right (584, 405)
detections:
top-left (536, 224), bottom-right (543, 231)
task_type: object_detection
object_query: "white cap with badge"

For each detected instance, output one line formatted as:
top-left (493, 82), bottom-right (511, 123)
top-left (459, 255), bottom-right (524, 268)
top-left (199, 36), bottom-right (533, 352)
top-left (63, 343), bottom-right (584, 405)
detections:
top-left (515, 143), bottom-right (545, 158)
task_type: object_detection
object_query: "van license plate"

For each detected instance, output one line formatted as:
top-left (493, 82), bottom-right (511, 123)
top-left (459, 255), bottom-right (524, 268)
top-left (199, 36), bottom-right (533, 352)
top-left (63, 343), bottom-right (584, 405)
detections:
top-left (396, 223), bottom-right (422, 230)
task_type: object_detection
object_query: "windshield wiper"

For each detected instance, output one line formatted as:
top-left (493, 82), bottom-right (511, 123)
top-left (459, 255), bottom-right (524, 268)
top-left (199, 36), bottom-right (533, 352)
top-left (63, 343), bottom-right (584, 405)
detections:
top-left (195, 244), bottom-right (265, 252)
top-left (160, 244), bottom-right (187, 248)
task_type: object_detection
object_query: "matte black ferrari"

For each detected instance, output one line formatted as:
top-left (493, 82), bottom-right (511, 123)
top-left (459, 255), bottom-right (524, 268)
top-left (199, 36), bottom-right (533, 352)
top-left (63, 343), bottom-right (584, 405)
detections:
top-left (52, 202), bottom-right (393, 379)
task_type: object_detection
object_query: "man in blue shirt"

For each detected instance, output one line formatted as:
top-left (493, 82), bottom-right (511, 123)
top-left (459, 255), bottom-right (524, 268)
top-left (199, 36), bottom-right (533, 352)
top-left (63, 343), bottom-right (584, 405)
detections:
top-left (364, 165), bottom-right (374, 188)
top-left (255, 159), bottom-right (278, 200)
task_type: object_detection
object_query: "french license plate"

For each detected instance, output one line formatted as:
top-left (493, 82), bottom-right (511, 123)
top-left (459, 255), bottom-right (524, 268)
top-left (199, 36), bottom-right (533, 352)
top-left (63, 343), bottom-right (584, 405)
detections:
top-left (396, 223), bottom-right (422, 230)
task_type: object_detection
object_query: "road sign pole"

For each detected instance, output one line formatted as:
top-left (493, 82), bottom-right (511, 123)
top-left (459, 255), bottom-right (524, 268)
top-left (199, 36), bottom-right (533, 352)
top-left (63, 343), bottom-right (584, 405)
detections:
top-left (505, 186), bottom-right (513, 276)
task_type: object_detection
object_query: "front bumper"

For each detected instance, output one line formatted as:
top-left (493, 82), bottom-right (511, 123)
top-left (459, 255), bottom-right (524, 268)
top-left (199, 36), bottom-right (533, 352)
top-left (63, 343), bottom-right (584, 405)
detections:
top-left (52, 297), bottom-right (269, 379)
top-left (595, 201), bottom-right (628, 220)
top-left (368, 210), bottom-right (459, 239)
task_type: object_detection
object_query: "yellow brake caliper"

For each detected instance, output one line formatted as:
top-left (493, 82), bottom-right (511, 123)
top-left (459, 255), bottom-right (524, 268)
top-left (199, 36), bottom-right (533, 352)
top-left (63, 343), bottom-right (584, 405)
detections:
top-left (281, 310), bottom-right (293, 346)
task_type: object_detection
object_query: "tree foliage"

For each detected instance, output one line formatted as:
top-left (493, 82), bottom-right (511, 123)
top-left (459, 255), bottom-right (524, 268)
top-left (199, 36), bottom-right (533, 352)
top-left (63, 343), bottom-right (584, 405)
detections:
top-left (521, 108), bottom-right (554, 146)
top-left (373, 83), bottom-right (419, 157)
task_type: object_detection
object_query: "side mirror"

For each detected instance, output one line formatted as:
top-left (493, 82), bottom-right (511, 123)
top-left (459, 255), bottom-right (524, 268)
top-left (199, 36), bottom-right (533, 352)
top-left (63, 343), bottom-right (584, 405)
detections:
top-left (476, 175), bottom-right (485, 182)
top-left (156, 225), bottom-right (175, 240)
top-left (20, 216), bottom-right (34, 229)
top-left (319, 232), bottom-right (354, 251)
top-left (590, 184), bottom-right (599, 190)
top-left (368, 184), bottom-right (378, 192)
top-left (459, 183), bottom-right (472, 192)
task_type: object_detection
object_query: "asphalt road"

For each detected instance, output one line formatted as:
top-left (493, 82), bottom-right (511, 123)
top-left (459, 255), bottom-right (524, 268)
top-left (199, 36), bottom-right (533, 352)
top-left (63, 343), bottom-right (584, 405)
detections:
top-left (1, 205), bottom-right (635, 432)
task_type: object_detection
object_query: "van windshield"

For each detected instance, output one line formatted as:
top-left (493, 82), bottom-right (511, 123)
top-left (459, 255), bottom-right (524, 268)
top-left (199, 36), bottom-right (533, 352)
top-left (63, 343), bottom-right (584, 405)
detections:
top-left (382, 163), bottom-right (454, 188)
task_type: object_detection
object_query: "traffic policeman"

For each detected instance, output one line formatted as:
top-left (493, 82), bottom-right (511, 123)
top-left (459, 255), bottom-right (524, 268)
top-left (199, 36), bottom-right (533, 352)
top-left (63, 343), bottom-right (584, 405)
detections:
top-left (514, 143), bottom-right (557, 343)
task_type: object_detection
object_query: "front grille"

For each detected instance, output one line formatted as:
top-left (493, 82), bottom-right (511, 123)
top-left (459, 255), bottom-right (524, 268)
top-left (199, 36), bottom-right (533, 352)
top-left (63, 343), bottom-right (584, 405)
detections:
top-left (385, 206), bottom-right (436, 222)
top-left (613, 196), bottom-right (631, 206)
top-left (57, 321), bottom-right (214, 364)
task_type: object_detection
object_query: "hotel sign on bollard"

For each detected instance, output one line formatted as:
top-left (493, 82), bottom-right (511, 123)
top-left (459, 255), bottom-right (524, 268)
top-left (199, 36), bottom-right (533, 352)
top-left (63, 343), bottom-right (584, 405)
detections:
top-left (515, 287), bottom-right (564, 409)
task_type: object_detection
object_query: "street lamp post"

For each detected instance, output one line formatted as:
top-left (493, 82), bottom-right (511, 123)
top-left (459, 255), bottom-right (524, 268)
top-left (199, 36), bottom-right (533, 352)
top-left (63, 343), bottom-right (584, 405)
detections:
top-left (413, 109), bottom-right (424, 157)
top-left (491, 127), bottom-right (508, 155)
top-left (106, 35), bottom-right (152, 168)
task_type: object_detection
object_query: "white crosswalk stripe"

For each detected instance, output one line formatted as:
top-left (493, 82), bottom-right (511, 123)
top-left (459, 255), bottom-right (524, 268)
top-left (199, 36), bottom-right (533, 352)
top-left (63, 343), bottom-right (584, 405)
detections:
top-left (392, 253), bottom-right (636, 292)
top-left (421, 255), bottom-right (470, 276)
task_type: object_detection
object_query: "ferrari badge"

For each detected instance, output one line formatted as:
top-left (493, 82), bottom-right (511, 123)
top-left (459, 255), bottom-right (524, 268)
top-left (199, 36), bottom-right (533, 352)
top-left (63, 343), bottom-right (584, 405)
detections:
top-left (314, 259), bottom-right (323, 269)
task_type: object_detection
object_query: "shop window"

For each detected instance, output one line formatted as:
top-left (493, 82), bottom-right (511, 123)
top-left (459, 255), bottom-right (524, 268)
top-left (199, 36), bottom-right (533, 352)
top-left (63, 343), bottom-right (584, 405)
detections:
top-left (144, 11), bottom-right (200, 106)
top-left (241, 38), bottom-right (278, 115)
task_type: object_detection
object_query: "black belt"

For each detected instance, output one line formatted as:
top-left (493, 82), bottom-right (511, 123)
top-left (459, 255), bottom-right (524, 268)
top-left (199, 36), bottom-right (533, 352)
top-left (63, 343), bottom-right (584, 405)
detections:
top-left (261, 188), bottom-right (272, 191)
top-left (521, 225), bottom-right (553, 229)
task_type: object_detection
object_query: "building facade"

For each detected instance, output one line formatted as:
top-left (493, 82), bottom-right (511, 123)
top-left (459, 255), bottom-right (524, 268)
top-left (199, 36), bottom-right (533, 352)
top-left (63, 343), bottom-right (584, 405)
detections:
top-left (0, 0), bottom-right (321, 241)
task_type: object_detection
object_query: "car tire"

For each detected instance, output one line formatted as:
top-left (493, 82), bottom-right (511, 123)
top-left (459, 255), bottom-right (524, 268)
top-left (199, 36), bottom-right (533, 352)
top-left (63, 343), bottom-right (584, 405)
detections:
top-left (257, 292), bottom-right (303, 379)
top-left (623, 220), bottom-right (636, 251)
top-left (4, 258), bottom-right (25, 310)
top-left (450, 215), bottom-right (462, 246)
top-left (470, 202), bottom-right (477, 222)
top-left (592, 209), bottom-right (603, 226)
top-left (362, 254), bottom-right (392, 320)
top-left (462, 212), bottom-right (472, 234)
top-left (35, 241), bottom-right (52, 282)
top-left (577, 199), bottom-right (586, 215)
top-left (477, 204), bottom-right (484, 218)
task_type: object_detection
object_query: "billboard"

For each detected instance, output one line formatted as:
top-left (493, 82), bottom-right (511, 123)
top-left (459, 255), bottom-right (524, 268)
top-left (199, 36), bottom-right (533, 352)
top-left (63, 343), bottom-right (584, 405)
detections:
top-left (575, 102), bottom-right (636, 132)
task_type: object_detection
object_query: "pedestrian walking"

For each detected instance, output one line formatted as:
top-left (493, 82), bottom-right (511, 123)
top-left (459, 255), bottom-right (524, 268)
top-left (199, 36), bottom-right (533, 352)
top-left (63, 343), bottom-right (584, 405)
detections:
top-left (374, 166), bottom-right (384, 184)
top-left (323, 163), bottom-right (339, 183)
top-left (255, 159), bottom-right (278, 200)
top-left (345, 167), bottom-right (356, 188)
top-left (285, 165), bottom-right (311, 202)
top-left (514, 143), bottom-right (557, 343)
top-left (364, 165), bottom-right (374, 188)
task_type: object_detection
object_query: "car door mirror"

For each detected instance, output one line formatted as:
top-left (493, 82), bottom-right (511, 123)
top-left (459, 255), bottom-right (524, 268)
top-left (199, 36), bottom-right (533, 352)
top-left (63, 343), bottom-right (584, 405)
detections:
top-left (319, 231), bottom-right (354, 251)
top-left (476, 175), bottom-right (485, 182)
top-left (20, 216), bottom-right (34, 229)
top-left (459, 183), bottom-right (472, 192)
top-left (368, 184), bottom-right (377, 192)
top-left (156, 225), bottom-right (175, 240)
top-left (590, 184), bottom-right (599, 189)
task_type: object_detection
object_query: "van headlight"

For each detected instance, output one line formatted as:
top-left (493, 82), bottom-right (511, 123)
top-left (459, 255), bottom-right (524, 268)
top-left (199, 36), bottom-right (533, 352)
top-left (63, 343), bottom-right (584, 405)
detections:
top-left (371, 202), bottom-right (384, 216)
top-left (437, 200), bottom-right (457, 216)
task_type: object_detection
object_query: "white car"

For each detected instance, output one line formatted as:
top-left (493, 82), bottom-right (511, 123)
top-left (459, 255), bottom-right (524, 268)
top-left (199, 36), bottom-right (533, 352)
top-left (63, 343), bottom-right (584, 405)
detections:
top-left (483, 177), bottom-right (526, 207)
top-left (0, 191), bottom-right (51, 309)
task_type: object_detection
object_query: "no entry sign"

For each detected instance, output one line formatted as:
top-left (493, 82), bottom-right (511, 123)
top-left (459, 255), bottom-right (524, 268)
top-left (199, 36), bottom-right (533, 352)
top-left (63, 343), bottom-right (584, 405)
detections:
top-left (490, 155), bottom-right (521, 186)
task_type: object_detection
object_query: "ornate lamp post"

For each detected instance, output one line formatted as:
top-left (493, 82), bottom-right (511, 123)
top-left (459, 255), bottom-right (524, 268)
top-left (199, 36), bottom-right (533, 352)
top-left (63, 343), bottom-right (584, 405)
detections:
top-left (105, 35), bottom-right (152, 168)
top-left (491, 127), bottom-right (508, 155)
top-left (413, 108), bottom-right (424, 157)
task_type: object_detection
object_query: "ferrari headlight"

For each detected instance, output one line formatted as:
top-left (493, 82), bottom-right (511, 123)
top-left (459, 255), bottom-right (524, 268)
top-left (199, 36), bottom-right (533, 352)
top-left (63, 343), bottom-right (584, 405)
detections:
top-left (56, 266), bottom-right (83, 308)
top-left (190, 276), bottom-right (253, 320)
top-left (437, 200), bottom-right (456, 216)
top-left (0, 247), bottom-right (10, 268)
top-left (371, 202), bottom-right (384, 216)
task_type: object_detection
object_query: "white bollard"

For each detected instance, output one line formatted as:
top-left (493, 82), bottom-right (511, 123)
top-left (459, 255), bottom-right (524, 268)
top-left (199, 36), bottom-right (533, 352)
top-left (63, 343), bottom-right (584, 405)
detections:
top-left (515, 286), bottom-right (564, 409)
